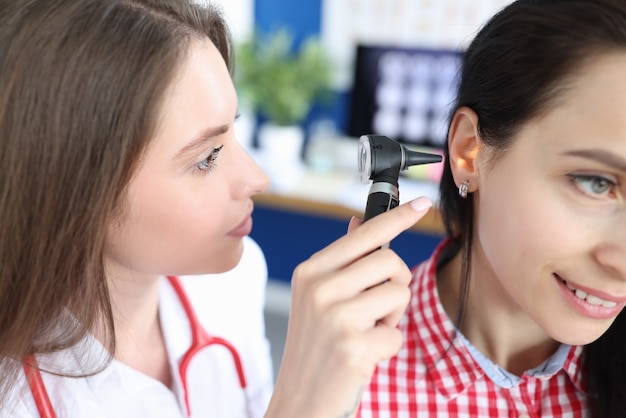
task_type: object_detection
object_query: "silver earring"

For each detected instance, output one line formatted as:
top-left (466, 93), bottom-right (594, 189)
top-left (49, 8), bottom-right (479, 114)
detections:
top-left (458, 180), bottom-right (470, 198)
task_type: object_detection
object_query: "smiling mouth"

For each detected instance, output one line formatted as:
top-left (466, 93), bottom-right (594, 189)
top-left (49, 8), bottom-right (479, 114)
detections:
top-left (555, 275), bottom-right (617, 308)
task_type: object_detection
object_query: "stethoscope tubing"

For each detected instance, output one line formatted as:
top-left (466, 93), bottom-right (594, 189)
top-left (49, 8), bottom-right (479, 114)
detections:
top-left (23, 276), bottom-right (247, 418)
top-left (23, 355), bottom-right (57, 418)
top-left (166, 276), bottom-right (247, 416)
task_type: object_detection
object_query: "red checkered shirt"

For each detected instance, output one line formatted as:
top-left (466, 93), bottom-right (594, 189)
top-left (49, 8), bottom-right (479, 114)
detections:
top-left (358, 240), bottom-right (587, 417)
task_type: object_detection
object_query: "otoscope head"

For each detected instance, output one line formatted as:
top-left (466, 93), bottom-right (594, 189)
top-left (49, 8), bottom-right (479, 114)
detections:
top-left (358, 134), bottom-right (443, 185)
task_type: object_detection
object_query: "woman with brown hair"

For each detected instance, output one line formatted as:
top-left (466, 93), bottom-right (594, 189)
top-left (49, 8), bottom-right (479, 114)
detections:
top-left (0, 0), bottom-right (433, 417)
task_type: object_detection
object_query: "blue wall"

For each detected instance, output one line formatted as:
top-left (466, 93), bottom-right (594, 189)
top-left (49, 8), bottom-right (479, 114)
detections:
top-left (253, 0), bottom-right (350, 136)
top-left (254, 0), bottom-right (321, 48)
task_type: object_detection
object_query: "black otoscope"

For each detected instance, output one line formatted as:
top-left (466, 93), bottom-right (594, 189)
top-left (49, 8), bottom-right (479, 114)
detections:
top-left (358, 135), bottom-right (443, 224)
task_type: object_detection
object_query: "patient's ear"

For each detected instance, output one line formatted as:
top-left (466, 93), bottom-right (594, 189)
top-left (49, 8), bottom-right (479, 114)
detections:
top-left (447, 106), bottom-right (482, 192)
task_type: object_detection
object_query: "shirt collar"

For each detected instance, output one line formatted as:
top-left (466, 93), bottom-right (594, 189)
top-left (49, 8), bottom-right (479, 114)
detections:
top-left (407, 238), bottom-right (585, 399)
top-left (563, 344), bottom-right (585, 393)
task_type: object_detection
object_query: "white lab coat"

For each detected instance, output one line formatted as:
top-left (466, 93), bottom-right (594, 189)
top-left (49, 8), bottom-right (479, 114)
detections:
top-left (3, 236), bottom-right (274, 418)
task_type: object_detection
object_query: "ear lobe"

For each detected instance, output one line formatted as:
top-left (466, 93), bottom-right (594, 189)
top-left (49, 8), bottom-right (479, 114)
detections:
top-left (447, 106), bottom-right (481, 190)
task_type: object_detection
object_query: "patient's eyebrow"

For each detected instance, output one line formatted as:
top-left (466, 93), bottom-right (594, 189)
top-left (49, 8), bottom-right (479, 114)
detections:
top-left (175, 124), bottom-right (229, 161)
top-left (563, 149), bottom-right (626, 172)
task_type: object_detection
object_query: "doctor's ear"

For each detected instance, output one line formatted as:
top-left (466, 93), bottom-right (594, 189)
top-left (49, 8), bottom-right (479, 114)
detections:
top-left (447, 106), bottom-right (482, 192)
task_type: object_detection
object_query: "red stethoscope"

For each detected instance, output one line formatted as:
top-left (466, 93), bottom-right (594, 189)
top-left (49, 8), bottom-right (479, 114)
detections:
top-left (23, 276), bottom-right (247, 418)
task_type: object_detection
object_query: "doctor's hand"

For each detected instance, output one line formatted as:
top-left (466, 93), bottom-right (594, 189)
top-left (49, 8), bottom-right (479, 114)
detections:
top-left (265, 196), bottom-right (432, 418)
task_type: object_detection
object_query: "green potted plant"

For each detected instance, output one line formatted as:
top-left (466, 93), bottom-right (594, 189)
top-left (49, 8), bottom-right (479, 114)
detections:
top-left (235, 28), bottom-right (333, 125)
top-left (234, 28), bottom-right (333, 164)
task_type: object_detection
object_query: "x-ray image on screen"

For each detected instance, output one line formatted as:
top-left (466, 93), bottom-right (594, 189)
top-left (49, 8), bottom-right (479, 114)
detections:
top-left (348, 44), bottom-right (462, 149)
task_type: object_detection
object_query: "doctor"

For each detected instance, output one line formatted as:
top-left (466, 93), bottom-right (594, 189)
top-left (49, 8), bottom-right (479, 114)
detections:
top-left (0, 1), bottom-right (432, 417)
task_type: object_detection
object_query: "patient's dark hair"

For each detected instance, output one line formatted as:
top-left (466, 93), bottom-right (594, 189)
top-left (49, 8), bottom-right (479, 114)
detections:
top-left (437, 0), bottom-right (626, 416)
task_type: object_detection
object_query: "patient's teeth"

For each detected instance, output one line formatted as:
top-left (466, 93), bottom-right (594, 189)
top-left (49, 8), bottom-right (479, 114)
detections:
top-left (586, 295), bottom-right (604, 306)
top-left (564, 279), bottom-right (618, 308)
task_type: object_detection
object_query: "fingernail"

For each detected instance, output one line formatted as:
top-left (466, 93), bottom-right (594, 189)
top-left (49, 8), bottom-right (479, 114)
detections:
top-left (409, 196), bottom-right (433, 212)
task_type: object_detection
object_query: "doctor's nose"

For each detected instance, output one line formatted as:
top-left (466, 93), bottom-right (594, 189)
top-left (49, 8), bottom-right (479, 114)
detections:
top-left (233, 143), bottom-right (270, 198)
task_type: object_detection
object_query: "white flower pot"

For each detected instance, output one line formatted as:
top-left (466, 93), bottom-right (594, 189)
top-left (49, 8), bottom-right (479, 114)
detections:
top-left (257, 123), bottom-right (305, 162)
top-left (257, 123), bottom-right (306, 192)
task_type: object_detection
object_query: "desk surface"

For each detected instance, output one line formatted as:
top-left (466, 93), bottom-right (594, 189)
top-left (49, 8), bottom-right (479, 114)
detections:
top-left (253, 189), bottom-right (445, 236)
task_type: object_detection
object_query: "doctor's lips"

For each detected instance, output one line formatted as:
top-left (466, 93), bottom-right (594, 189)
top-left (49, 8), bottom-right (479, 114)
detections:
top-left (228, 211), bottom-right (253, 237)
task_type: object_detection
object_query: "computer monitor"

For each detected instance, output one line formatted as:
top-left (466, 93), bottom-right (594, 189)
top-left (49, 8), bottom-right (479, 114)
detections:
top-left (347, 44), bottom-right (463, 150)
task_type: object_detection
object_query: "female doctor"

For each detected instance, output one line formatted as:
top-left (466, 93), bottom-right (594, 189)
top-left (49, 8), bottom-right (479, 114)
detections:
top-left (0, 0), bottom-right (433, 417)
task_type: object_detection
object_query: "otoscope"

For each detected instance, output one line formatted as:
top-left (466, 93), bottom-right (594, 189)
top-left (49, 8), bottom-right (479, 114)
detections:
top-left (358, 134), bottom-right (443, 223)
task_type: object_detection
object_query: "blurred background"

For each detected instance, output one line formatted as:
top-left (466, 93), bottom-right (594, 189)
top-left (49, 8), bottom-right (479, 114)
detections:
top-left (202, 0), bottom-right (512, 381)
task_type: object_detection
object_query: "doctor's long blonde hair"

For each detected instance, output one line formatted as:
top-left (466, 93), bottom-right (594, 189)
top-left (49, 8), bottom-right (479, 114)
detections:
top-left (0, 0), bottom-right (233, 405)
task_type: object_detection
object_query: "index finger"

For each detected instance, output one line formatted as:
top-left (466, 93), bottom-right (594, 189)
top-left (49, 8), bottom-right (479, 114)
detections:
top-left (309, 196), bottom-right (432, 274)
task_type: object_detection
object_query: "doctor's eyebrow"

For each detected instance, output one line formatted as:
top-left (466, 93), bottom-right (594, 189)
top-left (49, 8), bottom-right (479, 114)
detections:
top-left (175, 124), bottom-right (229, 161)
top-left (563, 149), bottom-right (626, 172)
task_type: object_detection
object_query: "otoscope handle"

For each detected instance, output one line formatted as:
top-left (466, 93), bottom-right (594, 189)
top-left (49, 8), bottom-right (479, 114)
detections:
top-left (363, 182), bottom-right (400, 222)
top-left (363, 191), bottom-right (399, 222)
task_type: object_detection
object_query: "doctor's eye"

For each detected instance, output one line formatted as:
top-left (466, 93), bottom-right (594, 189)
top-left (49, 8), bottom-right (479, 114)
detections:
top-left (568, 174), bottom-right (617, 199)
top-left (196, 145), bottom-right (224, 173)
